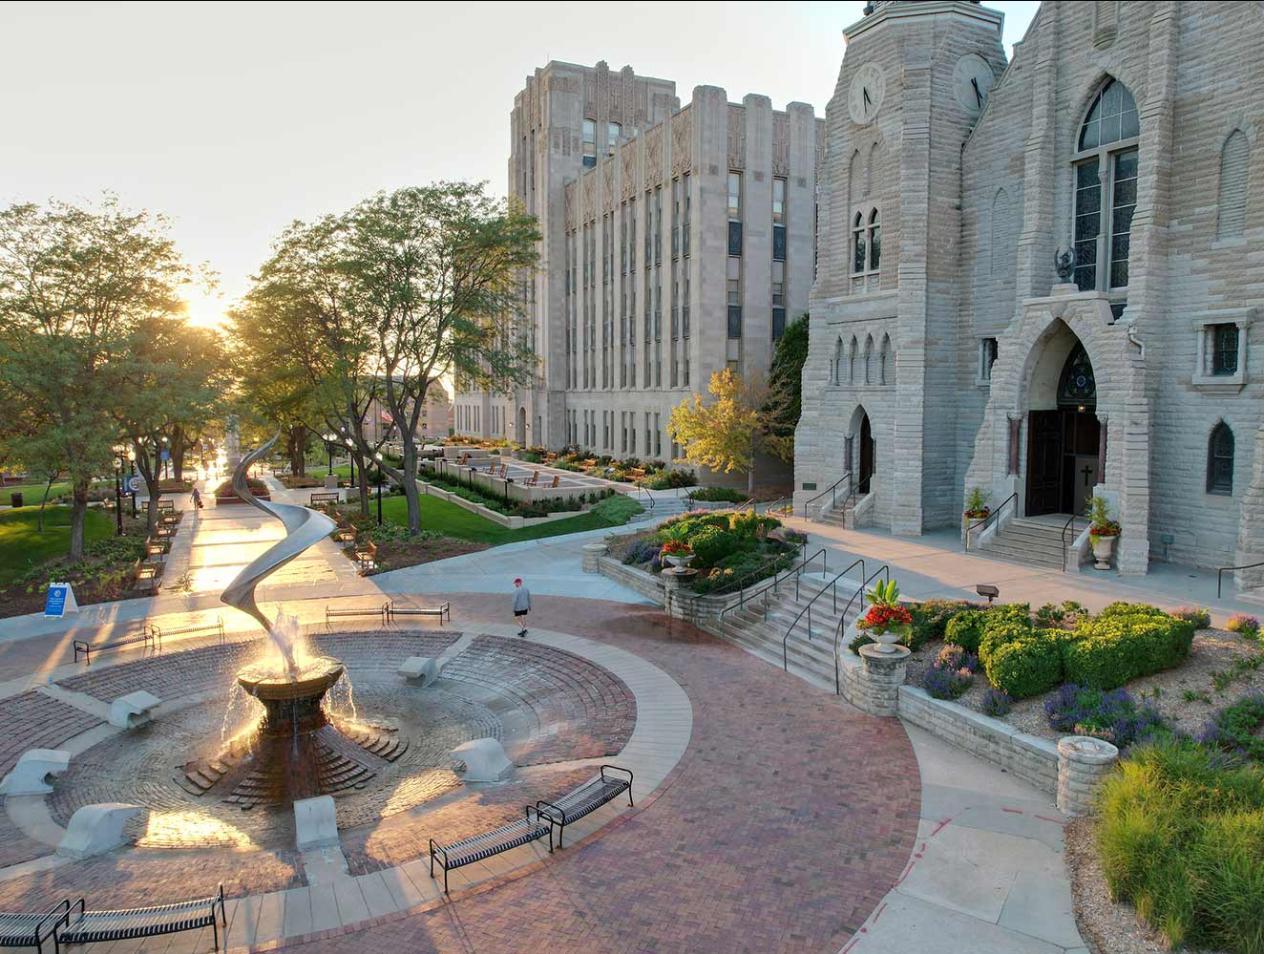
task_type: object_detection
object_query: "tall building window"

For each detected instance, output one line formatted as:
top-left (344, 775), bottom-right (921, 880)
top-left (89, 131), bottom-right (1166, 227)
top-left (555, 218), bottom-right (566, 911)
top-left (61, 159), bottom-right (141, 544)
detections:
top-left (728, 172), bottom-right (743, 256)
top-left (682, 172), bottom-right (692, 257)
top-left (852, 208), bottom-right (881, 281)
top-left (607, 121), bottom-right (621, 155)
top-left (671, 178), bottom-right (681, 259)
top-left (979, 337), bottom-right (999, 382)
top-left (654, 413), bottom-right (662, 457)
top-left (1072, 78), bottom-right (1139, 293)
top-left (772, 260), bottom-right (786, 340)
top-left (582, 119), bottom-right (597, 168)
top-left (772, 177), bottom-right (787, 261)
top-left (868, 209), bottom-right (881, 271)
top-left (727, 256), bottom-right (742, 339)
top-left (852, 212), bottom-right (866, 274)
top-left (1211, 323), bottom-right (1240, 376)
top-left (1218, 130), bottom-right (1249, 239)
top-left (1207, 421), bottom-right (1235, 495)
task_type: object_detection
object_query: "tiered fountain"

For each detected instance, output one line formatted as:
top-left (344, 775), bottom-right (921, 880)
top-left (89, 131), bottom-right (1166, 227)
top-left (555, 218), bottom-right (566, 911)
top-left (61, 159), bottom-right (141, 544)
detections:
top-left (181, 436), bottom-right (405, 808)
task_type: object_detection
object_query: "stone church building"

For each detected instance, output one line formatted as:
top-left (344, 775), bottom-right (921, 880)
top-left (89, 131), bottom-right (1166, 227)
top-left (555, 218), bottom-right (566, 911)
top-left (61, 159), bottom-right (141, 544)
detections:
top-left (794, 0), bottom-right (1263, 579)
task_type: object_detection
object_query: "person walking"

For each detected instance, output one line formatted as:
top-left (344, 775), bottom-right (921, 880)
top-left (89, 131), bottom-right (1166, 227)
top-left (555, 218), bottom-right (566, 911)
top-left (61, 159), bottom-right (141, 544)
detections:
top-left (512, 578), bottom-right (531, 637)
top-left (191, 486), bottom-right (203, 510)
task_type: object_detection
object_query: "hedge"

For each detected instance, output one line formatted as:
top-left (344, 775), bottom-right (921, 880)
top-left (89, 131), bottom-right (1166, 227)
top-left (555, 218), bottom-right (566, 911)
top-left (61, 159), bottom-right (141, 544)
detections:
top-left (1062, 611), bottom-right (1194, 690)
top-left (944, 610), bottom-right (989, 654)
top-left (982, 628), bottom-right (1065, 699)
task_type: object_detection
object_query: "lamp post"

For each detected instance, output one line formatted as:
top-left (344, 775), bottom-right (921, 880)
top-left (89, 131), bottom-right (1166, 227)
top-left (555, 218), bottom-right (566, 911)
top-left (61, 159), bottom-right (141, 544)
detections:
top-left (128, 447), bottom-right (138, 517)
top-left (160, 435), bottom-right (170, 481)
top-left (374, 452), bottom-right (384, 526)
top-left (323, 433), bottom-right (335, 476)
top-left (345, 437), bottom-right (356, 489)
top-left (111, 444), bottom-right (127, 535)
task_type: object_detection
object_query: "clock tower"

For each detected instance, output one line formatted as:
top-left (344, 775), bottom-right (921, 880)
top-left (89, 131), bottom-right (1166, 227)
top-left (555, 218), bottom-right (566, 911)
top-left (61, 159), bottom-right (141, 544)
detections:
top-left (795, 1), bottom-right (1006, 533)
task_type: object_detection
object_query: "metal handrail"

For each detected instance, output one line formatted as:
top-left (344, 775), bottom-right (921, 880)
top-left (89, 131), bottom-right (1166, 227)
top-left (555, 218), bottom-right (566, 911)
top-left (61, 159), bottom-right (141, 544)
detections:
top-left (1061, 513), bottom-right (1083, 572)
top-left (1218, 560), bottom-right (1264, 599)
top-left (781, 558), bottom-right (865, 670)
top-left (964, 493), bottom-right (1017, 550)
top-left (719, 546), bottom-right (827, 618)
top-left (831, 563), bottom-right (891, 695)
top-left (802, 472), bottom-right (852, 518)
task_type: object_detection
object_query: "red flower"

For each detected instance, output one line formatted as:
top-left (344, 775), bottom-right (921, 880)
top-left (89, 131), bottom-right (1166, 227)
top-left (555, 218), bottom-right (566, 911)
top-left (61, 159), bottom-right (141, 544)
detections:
top-left (858, 603), bottom-right (913, 631)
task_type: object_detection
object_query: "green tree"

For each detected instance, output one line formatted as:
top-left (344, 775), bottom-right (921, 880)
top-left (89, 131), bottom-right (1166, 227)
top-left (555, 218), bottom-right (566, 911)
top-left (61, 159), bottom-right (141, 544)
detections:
top-left (0, 197), bottom-right (193, 559)
top-left (762, 314), bottom-right (809, 463)
top-left (668, 368), bottom-right (771, 495)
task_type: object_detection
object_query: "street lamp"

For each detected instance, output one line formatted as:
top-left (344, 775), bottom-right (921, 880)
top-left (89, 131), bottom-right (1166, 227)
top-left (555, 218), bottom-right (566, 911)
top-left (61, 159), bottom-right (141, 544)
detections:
top-left (323, 433), bottom-right (336, 476)
top-left (111, 443), bottom-right (127, 535)
top-left (127, 447), bottom-right (138, 517)
top-left (160, 435), bottom-right (170, 481)
top-left (374, 451), bottom-right (384, 526)
top-left (344, 436), bottom-right (355, 489)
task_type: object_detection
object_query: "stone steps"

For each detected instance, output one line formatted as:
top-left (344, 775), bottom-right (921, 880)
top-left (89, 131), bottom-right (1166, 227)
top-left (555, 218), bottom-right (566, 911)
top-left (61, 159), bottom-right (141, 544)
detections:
top-left (977, 519), bottom-right (1068, 570)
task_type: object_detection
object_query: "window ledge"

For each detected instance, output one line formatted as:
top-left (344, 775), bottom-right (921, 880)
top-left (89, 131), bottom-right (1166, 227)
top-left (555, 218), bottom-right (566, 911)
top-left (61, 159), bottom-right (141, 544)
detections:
top-left (1192, 375), bottom-right (1246, 394)
top-left (974, 376), bottom-right (992, 389)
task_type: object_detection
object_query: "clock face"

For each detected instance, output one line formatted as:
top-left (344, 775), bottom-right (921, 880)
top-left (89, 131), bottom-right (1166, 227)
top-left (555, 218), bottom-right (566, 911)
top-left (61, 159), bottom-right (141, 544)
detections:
top-left (953, 53), bottom-right (996, 115)
top-left (848, 63), bottom-right (886, 126)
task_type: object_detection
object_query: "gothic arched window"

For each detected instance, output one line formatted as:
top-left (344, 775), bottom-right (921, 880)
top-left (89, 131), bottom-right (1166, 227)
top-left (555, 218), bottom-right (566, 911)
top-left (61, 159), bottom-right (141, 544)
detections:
top-left (852, 212), bottom-right (866, 274)
top-left (1207, 421), bottom-right (1235, 495)
top-left (832, 336), bottom-right (844, 385)
top-left (1218, 130), bottom-right (1249, 239)
top-left (1073, 78), bottom-right (1139, 294)
top-left (879, 333), bottom-right (892, 385)
top-left (863, 334), bottom-right (874, 385)
top-left (868, 209), bottom-right (881, 272)
top-left (848, 336), bottom-right (859, 384)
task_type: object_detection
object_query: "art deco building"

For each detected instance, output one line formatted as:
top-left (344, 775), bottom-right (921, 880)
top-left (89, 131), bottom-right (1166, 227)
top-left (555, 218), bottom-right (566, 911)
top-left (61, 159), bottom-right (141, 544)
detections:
top-left (454, 60), bottom-right (820, 462)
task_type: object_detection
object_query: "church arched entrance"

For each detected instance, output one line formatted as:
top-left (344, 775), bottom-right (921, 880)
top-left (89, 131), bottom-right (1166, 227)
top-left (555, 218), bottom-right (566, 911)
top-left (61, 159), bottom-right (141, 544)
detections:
top-left (1025, 332), bottom-right (1101, 517)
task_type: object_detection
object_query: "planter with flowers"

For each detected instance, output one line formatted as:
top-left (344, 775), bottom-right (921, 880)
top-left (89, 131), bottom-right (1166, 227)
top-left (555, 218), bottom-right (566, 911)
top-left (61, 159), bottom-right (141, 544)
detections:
top-left (963, 486), bottom-right (991, 526)
top-left (856, 578), bottom-right (914, 653)
top-left (659, 539), bottom-right (695, 569)
top-left (1087, 495), bottom-right (1120, 570)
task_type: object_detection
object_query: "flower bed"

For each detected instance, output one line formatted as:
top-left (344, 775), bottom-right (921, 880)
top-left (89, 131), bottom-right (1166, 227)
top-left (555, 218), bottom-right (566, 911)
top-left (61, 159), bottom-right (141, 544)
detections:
top-left (617, 509), bottom-right (794, 593)
top-left (213, 477), bottom-right (270, 503)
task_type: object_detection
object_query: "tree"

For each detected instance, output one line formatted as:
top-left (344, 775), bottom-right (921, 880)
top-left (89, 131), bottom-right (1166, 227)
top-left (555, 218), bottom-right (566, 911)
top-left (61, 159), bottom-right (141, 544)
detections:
top-left (668, 368), bottom-right (771, 495)
top-left (762, 314), bottom-right (809, 463)
top-left (0, 197), bottom-right (193, 559)
top-left (338, 183), bottom-right (540, 534)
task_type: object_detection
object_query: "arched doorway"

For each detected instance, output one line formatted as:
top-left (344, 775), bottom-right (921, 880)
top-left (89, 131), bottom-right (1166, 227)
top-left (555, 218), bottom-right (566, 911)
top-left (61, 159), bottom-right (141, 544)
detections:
top-left (858, 411), bottom-right (874, 495)
top-left (1025, 339), bottom-right (1101, 517)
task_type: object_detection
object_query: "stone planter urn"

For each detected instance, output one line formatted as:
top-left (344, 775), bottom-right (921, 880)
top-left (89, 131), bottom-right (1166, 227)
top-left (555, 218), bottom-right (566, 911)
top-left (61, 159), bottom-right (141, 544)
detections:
top-left (663, 553), bottom-right (695, 569)
top-left (1090, 532), bottom-right (1117, 569)
top-left (871, 622), bottom-right (909, 654)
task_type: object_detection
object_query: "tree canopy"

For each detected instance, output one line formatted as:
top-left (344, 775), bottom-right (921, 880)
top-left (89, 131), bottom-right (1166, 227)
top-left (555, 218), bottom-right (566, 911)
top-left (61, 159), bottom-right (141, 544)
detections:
top-left (668, 368), bottom-right (770, 494)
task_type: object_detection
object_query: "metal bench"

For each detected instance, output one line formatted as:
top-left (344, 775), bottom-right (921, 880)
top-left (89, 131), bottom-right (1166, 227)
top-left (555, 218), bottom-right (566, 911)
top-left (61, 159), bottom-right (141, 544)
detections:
top-left (325, 602), bottom-right (389, 628)
top-left (386, 600), bottom-right (451, 625)
top-left (0, 900), bottom-right (69, 952)
top-left (429, 807), bottom-right (552, 894)
top-left (310, 491), bottom-right (340, 507)
top-left (156, 617), bottom-right (224, 645)
top-left (58, 886), bottom-right (226, 951)
top-left (73, 626), bottom-right (157, 665)
top-left (536, 765), bottom-right (634, 848)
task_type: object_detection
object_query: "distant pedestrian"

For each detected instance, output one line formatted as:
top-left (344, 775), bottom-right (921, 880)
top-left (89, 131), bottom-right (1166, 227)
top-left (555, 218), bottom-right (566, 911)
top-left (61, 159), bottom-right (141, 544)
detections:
top-left (191, 486), bottom-right (203, 509)
top-left (512, 578), bottom-right (531, 637)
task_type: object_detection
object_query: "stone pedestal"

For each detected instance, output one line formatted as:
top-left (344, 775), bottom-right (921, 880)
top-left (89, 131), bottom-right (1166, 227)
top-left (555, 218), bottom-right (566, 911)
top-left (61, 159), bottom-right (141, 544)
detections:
top-left (451, 738), bottom-right (514, 782)
top-left (58, 803), bottom-right (142, 859)
top-left (855, 644), bottom-right (910, 717)
top-left (399, 656), bottom-right (441, 687)
top-left (294, 795), bottom-right (340, 851)
top-left (108, 690), bottom-right (161, 730)
top-left (324, 474), bottom-right (339, 491)
top-left (0, 749), bottom-right (70, 796)
top-left (660, 568), bottom-right (697, 621)
top-left (1056, 736), bottom-right (1119, 816)
top-left (582, 542), bottom-right (608, 573)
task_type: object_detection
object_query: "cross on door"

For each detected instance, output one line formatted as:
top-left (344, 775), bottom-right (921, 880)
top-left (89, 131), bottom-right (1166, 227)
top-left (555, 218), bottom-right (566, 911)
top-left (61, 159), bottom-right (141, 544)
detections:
top-left (1081, 464), bottom-right (1094, 487)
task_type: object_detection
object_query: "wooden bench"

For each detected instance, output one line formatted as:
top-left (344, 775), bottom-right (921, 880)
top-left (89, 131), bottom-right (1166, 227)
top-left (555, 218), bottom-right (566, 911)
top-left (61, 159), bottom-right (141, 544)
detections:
top-left (325, 602), bottom-right (389, 628)
top-left (309, 491), bottom-right (340, 507)
top-left (73, 626), bottom-right (156, 665)
top-left (353, 540), bottom-right (378, 573)
top-left (536, 765), bottom-right (634, 848)
top-left (58, 886), bottom-right (226, 951)
top-left (386, 600), bottom-right (451, 625)
top-left (0, 899), bottom-right (70, 952)
top-left (160, 511), bottom-right (181, 526)
top-left (429, 807), bottom-right (552, 894)
top-left (155, 499), bottom-right (174, 514)
top-left (133, 561), bottom-right (164, 593)
top-left (145, 539), bottom-right (169, 558)
top-left (154, 524), bottom-right (176, 540)
top-left (332, 527), bottom-right (356, 546)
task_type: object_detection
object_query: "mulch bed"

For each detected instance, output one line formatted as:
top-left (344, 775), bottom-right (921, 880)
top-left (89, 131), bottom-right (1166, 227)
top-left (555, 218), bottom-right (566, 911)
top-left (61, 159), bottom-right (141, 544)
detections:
top-left (362, 537), bottom-right (488, 574)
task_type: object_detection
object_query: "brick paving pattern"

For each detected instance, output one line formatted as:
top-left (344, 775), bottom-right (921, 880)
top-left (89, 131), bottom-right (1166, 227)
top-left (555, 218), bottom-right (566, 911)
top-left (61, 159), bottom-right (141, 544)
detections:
top-left (283, 596), bottom-right (921, 954)
top-left (0, 690), bottom-right (102, 775)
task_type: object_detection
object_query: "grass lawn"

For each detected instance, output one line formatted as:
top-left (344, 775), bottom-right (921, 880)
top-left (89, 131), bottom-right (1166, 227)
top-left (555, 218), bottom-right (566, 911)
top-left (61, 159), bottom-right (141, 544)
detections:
top-left (0, 505), bottom-right (115, 586)
top-left (1, 480), bottom-right (72, 505)
top-left (373, 492), bottom-right (642, 545)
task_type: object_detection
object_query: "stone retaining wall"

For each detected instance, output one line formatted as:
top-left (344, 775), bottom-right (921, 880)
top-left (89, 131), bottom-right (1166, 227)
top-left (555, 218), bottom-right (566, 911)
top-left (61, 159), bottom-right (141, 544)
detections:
top-left (413, 480), bottom-right (586, 530)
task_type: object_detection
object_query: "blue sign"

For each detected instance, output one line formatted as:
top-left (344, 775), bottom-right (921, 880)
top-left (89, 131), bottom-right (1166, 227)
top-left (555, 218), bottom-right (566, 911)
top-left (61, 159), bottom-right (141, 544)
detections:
top-left (44, 584), bottom-right (70, 617)
top-left (161, 449), bottom-right (171, 461)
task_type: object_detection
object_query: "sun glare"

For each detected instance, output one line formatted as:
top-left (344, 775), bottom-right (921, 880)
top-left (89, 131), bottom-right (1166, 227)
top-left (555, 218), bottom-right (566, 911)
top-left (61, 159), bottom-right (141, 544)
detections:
top-left (181, 288), bottom-right (228, 329)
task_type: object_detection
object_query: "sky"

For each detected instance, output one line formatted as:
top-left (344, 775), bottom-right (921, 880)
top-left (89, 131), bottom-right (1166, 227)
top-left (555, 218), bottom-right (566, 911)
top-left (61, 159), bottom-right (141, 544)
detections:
top-left (0, 1), bottom-right (1039, 327)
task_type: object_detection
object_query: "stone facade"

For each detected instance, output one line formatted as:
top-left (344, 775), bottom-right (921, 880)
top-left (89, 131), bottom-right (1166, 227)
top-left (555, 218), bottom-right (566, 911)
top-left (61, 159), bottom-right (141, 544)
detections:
top-left (455, 60), bottom-right (821, 466)
top-left (795, 0), bottom-right (1264, 579)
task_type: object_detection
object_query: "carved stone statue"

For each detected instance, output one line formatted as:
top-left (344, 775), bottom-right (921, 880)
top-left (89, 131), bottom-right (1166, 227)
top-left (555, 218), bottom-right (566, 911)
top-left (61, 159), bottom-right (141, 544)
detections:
top-left (1055, 246), bottom-right (1075, 282)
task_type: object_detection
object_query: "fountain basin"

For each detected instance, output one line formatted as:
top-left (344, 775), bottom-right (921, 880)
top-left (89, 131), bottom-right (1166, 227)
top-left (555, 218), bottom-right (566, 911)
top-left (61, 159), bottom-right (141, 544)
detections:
top-left (236, 657), bottom-right (344, 702)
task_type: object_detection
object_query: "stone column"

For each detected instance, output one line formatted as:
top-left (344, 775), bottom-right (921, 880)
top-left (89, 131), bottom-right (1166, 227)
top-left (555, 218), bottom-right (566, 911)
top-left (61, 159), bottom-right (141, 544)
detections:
top-left (1056, 736), bottom-right (1119, 816)
top-left (582, 542), bottom-right (608, 573)
top-left (855, 644), bottom-right (910, 717)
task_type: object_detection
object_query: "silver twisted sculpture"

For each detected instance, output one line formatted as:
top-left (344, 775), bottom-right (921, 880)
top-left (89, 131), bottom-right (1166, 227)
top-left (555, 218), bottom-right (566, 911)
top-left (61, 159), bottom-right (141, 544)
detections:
top-left (220, 434), bottom-right (336, 659)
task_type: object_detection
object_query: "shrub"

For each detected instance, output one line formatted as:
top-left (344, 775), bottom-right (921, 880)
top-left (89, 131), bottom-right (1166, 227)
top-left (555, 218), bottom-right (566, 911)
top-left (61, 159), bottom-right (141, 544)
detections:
top-left (936, 644), bottom-right (979, 673)
top-left (983, 627), bottom-right (1064, 699)
top-left (687, 526), bottom-right (743, 567)
top-left (923, 665), bottom-right (973, 700)
top-left (622, 539), bottom-right (660, 566)
top-left (640, 468), bottom-right (695, 490)
top-left (1227, 614), bottom-right (1261, 639)
top-left (1203, 694), bottom-right (1264, 762)
top-left (1045, 684), bottom-right (1165, 747)
top-left (908, 599), bottom-right (976, 650)
top-left (981, 688), bottom-right (1013, 717)
top-left (1062, 609), bottom-right (1195, 690)
top-left (1172, 605), bottom-right (1212, 629)
top-left (689, 486), bottom-right (747, 503)
top-left (1034, 600), bottom-right (1087, 629)
top-left (1097, 739), bottom-right (1264, 953)
top-left (944, 610), bottom-right (989, 654)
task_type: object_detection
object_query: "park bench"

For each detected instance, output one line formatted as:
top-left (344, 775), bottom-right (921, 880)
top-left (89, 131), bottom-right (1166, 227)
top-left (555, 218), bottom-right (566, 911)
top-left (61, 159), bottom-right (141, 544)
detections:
top-left (353, 540), bottom-right (377, 573)
top-left (549, 474), bottom-right (560, 489)
top-left (73, 625), bottom-right (157, 665)
top-left (325, 602), bottom-right (389, 628)
top-left (155, 499), bottom-right (174, 514)
top-left (536, 765), bottom-right (634, 848)
top-left (386, 600), bottom-right (451, 625)
top-left (332, 527), bottom-right (356, 546)
top-left (160, 511), bottom-right (181, 526)
top-left (0, 899), bottom-right (70, 952)
top-left (429, 807), bottom-right (552, 894)
top-left (525, 471), bottom-right (540, 487)
top-left (310, 491), bottom-right (340, 507)
top-left (154, 524), bottom-right (176, 540)
top-left (58, 885), bottom-right (226, 951)
top-left (155, 617), bottom-right (224, 646)
top-left (145, 538), bottom-right (169, 558)
top-left (133, 561), bottom-right (164, 594)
